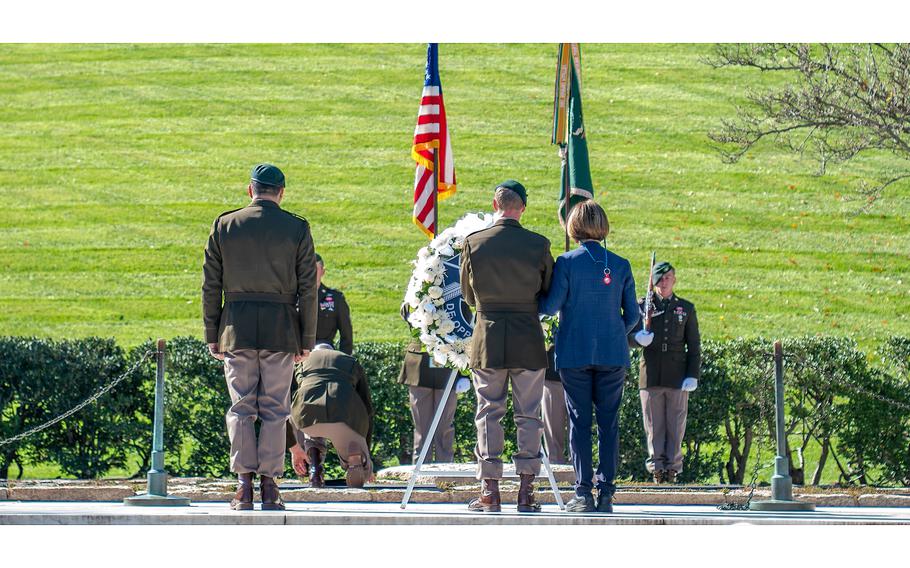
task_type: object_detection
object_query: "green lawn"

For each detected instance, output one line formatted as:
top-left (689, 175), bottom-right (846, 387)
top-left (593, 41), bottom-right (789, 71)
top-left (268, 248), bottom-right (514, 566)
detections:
top-left (0, 43), bottom-right (908, 348)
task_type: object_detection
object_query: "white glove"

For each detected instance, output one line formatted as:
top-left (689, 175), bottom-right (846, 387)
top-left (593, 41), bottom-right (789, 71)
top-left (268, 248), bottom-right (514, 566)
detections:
top-left (455, 377), bottom-right (471, 393)
top-left (634, 330), bottom-right (654, 347)
top-left (681, 378), bottom-right (698, 392)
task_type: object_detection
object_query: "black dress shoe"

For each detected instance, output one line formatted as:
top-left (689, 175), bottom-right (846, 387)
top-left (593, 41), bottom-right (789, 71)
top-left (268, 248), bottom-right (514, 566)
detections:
top-left (565, 493), bottom-right (595, 513)
top-left (596, 489), bottom-right (614, 513)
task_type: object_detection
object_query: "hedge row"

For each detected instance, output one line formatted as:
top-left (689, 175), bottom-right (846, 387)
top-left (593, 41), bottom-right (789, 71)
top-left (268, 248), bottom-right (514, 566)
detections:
top-left (1, 336), bottom-right (908, 485)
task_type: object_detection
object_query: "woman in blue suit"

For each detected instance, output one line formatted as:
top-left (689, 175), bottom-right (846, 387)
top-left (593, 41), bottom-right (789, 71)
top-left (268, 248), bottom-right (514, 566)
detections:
top-left (539, 200), bottom-right (640, 513)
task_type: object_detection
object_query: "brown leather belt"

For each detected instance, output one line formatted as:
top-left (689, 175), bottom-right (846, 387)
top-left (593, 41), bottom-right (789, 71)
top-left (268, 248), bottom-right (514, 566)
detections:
top-left (475, 302), bottom-right (538, 313)
top-left (224, 292), bottom-right (297, 304)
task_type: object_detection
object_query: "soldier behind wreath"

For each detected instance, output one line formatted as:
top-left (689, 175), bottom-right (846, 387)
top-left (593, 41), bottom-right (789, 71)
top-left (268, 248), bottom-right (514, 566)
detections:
top-left (314, 253), bottom-right (353, 355)
top-left (397, 302), bottom-right (466, 464)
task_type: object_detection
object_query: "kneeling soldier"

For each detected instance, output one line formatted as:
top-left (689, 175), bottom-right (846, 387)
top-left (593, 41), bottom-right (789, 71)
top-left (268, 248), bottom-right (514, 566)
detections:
top-left (287, 344), bottom-right (375, 488)
top-left (629, 261), bottom-right (701, 484)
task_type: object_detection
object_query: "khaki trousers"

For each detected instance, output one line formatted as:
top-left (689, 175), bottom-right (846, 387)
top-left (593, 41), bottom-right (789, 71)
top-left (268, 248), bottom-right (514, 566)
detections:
top-left (409, 385), bottom-right (457, 463)
top-left (542, 380), bottom-right (569, 464)
top-left (295, 422), bottom-right (373, 479)
top-left (472, 368), bottom-right (545, 479)
top-left (640, 386), bottom-right (689, 473)
top-left (223, 349), bottom-right (294, 478)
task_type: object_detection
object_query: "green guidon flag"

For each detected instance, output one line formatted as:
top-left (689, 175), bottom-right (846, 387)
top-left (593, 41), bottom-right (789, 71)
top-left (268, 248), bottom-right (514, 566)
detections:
top-left (552, 43), bottom-right (594, 226)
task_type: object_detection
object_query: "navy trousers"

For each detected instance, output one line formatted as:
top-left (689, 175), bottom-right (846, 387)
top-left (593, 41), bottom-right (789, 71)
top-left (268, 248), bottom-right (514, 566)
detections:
top-left (559, 365), bottom-right (626, 495)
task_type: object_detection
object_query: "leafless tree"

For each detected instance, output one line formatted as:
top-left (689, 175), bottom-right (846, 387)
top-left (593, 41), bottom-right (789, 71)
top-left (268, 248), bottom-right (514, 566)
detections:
top-left (706, 43), bottom-right (910, 211)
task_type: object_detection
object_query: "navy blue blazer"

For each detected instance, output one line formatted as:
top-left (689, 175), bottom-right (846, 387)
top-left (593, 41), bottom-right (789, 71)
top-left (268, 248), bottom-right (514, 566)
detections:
top-left (538, 241), bottom-right (640, 370)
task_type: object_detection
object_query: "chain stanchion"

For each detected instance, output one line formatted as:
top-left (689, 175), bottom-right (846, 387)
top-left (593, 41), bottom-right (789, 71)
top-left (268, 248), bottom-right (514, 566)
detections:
top-left (749, 340), bottom-right (815, 512)
top-left (0, 350), bottom-right (155, 448)
top-left (124, 339), bottom-right (190, 507)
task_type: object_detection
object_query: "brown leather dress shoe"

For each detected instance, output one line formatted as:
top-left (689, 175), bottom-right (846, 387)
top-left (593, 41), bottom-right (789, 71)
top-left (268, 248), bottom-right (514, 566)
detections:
top-left (259, 475), bottom-right (285, 511)
top-left (230, 473), bottom-right (254, 511)
top-left (653, 469), bottom-right (667, 484)
top-left (517, 473), bottom-right (541, 513)
top-left (307, 447), bottom-right (325, 489)
top-left (467, 479), bottom-right (501, 513)
top-left (665, 470), bottom-right (678, 484)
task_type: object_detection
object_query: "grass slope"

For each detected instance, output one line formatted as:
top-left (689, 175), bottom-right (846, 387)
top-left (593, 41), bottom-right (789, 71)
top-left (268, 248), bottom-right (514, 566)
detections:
top-left (0, 44), bottom-right (908, 347)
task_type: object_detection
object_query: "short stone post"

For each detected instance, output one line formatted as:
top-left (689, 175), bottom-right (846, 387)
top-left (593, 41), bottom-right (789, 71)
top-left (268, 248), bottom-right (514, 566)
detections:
top-left (750, 340), bottom-right (814, 512)
top-left (124, 339), bottom-right (190, 507)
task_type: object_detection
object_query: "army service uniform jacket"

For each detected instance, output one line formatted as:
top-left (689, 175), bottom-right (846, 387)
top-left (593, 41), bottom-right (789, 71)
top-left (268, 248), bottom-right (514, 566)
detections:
top-left (460, 218), bottom-right (554, 370)
top-left (315, 284), bottom-right (353, 355)
top-left (202, 199), bottom-right (319, 354)
top-left (628, 293), bottom-right (701, 389)
top-left (398, 339), bottom-right (453, 390)
top-left (290, 349), bottom-right (374, 446)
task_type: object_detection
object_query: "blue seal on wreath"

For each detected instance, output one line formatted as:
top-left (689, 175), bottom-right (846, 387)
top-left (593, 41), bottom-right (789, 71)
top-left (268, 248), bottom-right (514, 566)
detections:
top-left (441, 254), bottom-right (474, 340)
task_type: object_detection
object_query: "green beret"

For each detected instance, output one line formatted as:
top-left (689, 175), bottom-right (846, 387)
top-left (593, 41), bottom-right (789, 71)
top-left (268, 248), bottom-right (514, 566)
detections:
top-left (250, 163), bottom-right (285, 188)
top-left (496, 179), bottom-right (527, 205)
top-left (314, 253), bottom-right (323, 265)
top-left (652, 261), bottom-right (674, 285)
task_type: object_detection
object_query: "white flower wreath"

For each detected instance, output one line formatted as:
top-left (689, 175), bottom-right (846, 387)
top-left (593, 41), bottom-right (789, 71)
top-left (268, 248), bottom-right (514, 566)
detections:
top-left (404, 212), bottom-right (495, 373)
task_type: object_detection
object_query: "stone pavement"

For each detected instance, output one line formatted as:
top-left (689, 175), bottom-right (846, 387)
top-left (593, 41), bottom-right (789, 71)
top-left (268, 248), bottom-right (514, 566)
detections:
top-left (3, 476), bottom-right (910, 508)
top-left (1, 500), bottom-right (909, 525)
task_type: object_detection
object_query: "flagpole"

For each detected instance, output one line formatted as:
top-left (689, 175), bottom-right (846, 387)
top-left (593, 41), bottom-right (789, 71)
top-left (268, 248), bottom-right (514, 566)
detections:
top-left (562, 146), bottom-right (570, 252)
top-left (433, 145), bottom-right (440, 237)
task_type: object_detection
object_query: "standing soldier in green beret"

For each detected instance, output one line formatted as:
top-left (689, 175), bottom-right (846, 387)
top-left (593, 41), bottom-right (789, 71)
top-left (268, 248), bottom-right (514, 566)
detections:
top-left (202, 163), bottom-right (318, 511)
top-left (460, 179), bottom-right (554, 513)
top-left (628, 261), bottom-right (701, 484)
top-left (314, 254), bottom-right (354, 355)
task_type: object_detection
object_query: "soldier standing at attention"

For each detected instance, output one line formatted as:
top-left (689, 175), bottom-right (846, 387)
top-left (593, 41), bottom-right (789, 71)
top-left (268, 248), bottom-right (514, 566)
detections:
top-left (460, 180), bottom-right (554, 513)
top-left (629, 261), bottom-right (701, 484)
top-left (202, 164), bottom-right (318, 511)
top-left (314, 254), bottom-right (353, 355)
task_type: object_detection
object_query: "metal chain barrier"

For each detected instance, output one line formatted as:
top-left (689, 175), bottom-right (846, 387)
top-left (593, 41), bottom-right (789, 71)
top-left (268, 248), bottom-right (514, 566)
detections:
top-left (782, 352), bottom-right (910, 412)
top-left (0, 350), bottom-right (155, 448)
top-left (718, 355), bottom-right (777, 511)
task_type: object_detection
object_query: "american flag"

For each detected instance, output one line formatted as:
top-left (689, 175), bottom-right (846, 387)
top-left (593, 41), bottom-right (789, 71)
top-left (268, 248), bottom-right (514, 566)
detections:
top-left (411, 43), bottom-right (456, 238)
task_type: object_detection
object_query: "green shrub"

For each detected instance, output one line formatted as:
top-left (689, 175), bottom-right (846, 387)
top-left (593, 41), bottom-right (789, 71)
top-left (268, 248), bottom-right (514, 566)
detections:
top-left (0, 337), bottom-right (146, 479)
top-left (1, 334), bottom-right (909, 487)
